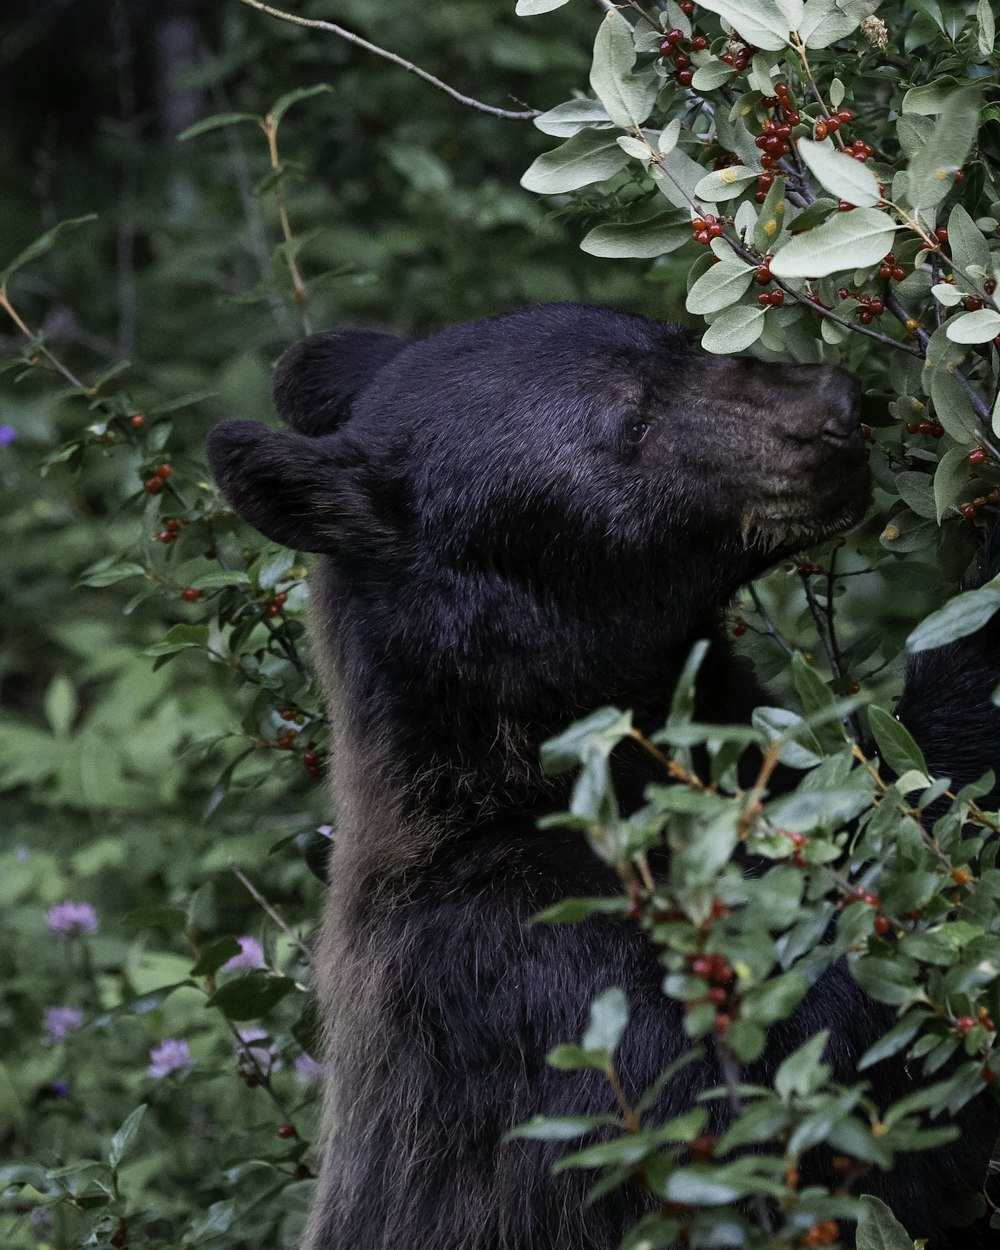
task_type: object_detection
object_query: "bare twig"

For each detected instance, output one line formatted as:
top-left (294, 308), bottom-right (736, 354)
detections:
top-left (232, 865), bottom-right (313, 964)
top-left (263, 114), bottom-right (312, 335)
top-left (748, 584), bottom-right (796, 657)
top-left (237, 0), bottom-right (539, 120)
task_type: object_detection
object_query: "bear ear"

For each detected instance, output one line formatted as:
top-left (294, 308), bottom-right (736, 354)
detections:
top-left (272, 330), bottom-right (409, 437)
top-left (206, 419), bottom-right (350, 552)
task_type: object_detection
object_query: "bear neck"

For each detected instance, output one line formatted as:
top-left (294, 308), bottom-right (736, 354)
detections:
top-left (311, 550), bottom-right (765, 863)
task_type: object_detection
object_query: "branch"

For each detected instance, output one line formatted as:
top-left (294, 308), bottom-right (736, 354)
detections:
top-left (237, 0), bottom-right (540, 120)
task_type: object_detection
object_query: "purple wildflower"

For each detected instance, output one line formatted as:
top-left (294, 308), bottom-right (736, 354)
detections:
top-left (148, 1038), bottom-right (193, 1078)
top-left (51, 1081), bottom-right (70, 1099)
top-left (0, 425), bottom-right (15, 446)
top-left (46, 901), bottom-right (98, 938)
top-left (294, 1052), bottom-right (323, 1081)
top-left (222, 935), bottom-right (265, 972)
top-left (45, 1006), bottom-right (84, 1041)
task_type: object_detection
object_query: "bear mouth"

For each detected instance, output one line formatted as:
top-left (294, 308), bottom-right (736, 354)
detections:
top-left (738, 462), bottom-right (872, 553)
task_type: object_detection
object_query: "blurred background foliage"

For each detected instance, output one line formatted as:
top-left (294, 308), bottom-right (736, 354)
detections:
top-left (0, 1), bottom-right (974, 1246)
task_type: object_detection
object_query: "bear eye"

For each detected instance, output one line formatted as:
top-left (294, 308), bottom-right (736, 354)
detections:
top-left (629, 420), bottom-right (650, 444)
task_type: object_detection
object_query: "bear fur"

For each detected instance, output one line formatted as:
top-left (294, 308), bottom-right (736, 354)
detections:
top-left (206, 303), bottom-right (998, 1250)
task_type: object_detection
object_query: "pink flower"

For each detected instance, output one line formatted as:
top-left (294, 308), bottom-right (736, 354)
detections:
top-left (46, 901), bottom-right (98, 938)
top-left (222, 935), bottom-right (265, 972)
top-left (148, 1039), bottom-right (193, 1078)
top-left (295, 1052), bottom-right (323, 1081)
top-left (45, 1007), bottom-right (83, 1040)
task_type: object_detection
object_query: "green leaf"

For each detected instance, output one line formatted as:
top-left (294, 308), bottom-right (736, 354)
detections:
top-left (78, 561), bottom-right (147, 588)
top-left (798, 0), bottom-right (882, 47)
top-left (521, 131), bottom-right (629, 194)
top-left (932, 281), bottom-right (963, 307)
top-left (979, 0), bottom-right (996, 57)
top-left (541, 706), bottom-right (633, 773)
top-left (590, 11), bottom-right (657, 129)
top-left (693, 0), bottom-right (795, 50)
top-left (775, 1031), bottom-right (830, 1099)
top-left (190, 935), bottom-right (242, 977)
top-left (701, 303), bottom-right (767, 354)
top-left (205, 971), bottom-right (298, 1020)
top-left (930, 368), bottom-right (977, 442)
top-left (143, 624), bottom-right (211, 658)
top-left (754, 174), bottom-right (788, 253)
top-left (533, 99), bottom-right (612, 138)
top-left (189, 570), bottom-right (252, 590)
top-left (44, 675), bottom-right (77, 738)
top-left (856, 1195), bottom-right (914, 1250)
top-left (582, 987), bottom-right (629, 1056)
top-left (901, 80), bottom-right (963, 116)
top-left (651, 146), bottom-right (706, 211)
top-left (531, 897), bottom-right (628, 923)
top-left (906, 87), bottom-right (981, 209)
top-left (948, 203), bottom-right (992, 274)
top-left (934, 446), bottom-right (974, 522)
top-left (668, 639), bottom-right (710, 726)
top-left (693, 166), bottom-right (758, 203)
top-left (177, 113), bottom-right (260, 142)
top-left (770, 208), bottom-right (896, 278)
top-left (858, 1013), bottom-right (925, 1071)
top-left (691, 59), bottom-right (738, 91)
top-left (741, 971), bottom-right (807, 1026)
top-left (869, 705), bottom-right (929, 776)
top-left (796, 138), bottom-right (881, 208)
top-left (906, 584), bottom-right (1000, 652)
top-left (108, 1105), bottom-right (147, 1170)
top-left (507, 1115), bottom-right (619, 1141)
top-left (0, 214), bottom-right (98, 286)
top-left (268, 84), bottom-right (333, 127)
top-left (945, 309), bottom-right (1000, 343)
top-left (580, 214), bottom-right (690, 258)
top-left (894, 471), bottom-right (936, 520)
top-left (516, 0), bottom-right (571, 12)
top-left (89, 982), bottom-right (199, 1028)
top-left (547, 1043), bottom-right (612, 1071)
top-left (123, 907), bottom-right (188, 934)
top-left (686, 259), bottom-right (755, 315)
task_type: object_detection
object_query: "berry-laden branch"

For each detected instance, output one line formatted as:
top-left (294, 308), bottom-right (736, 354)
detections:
top-left (236, 0), bottom-right (540, 120)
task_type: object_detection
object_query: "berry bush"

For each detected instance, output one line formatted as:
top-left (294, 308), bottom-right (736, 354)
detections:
top-left (2, 1), bottom-right (1000, 1247)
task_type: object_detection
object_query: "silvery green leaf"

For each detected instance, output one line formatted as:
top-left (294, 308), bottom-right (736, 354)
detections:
top-left (533, 99), bottom-right (613, 138)
top-left (693, 0), bottom-right (793, 50)
top-left (692, 59), bottom-right (739, 91)
top-left (948, 203), bottom-right (992, 274)
top-left (930, 369), bottom-right (977, 441)
top-left (945, 309), bottom-right (1000, 343)
top-left (617, 135), bottom-right (652, 161)
top-left (686, 259), bottom-right (756, 315)
top-left (906, 87), bottom-right (981, 209)
top-left (581, 214), bottom-right (690, 258)
top-left (934, 446), bottom-right (974, 523)
top-left (516, 0), bottom-right (572, 13)
top-left (651, 146), bottom-right (706, 210)
top-left (797, 138), bottom-right (881, 207)
top-left (590, 11), bottom-right (657, 128)
top-left (701, 303), bottom-right (767, 354)
top-left (521, 131), bottom-right (629, 194)
top-left (978, 0), bottom-right (996, 57)
top-left (931, 282), bottom-right (963, 307)
top-left (694, 166), bottom-right (758, 202)
top-left (901, 80), bottom-right (962, 115)
top-left (798, 0), bottom-right (881, 48)
top-left (659, 119), bottom-right (681, 156)
top-left (769, 208), bottom-right (896, 278)
top-left (906, 582), bottom-right (1000, 652)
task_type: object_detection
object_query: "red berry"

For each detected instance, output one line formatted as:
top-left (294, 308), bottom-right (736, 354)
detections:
top-left (966, 296), bottom-right (985, 311)
top-left (673, 52), bottom-right (691, 69)
top-left (144, 475), bottom-right (165, 494)
top-left (956, 1016), bottom-right (976, 1036)
top-left (955, 169), bottom-right (965, 183)
top-left (785, 111), bottom-right (801, 126)
top-left (874, 914), bottom-right (890, 936)
top-left (815, 120), bottom-right (828, 141)
top-left (714, 1013), bottom-right (732, 1033)
top-left (825, 116), bottom-right (840, 134)
top-left (935, 227), bottom-right (949, 245)
top-left (277, 1123), bottom-right (297, 1139)
top-left (985, 279), bottom-right (996, 295)
top-left (665, 27), bottom-right (684, 43)
top-left (273, 592), bottom-right (288, 606)
top-left (962, 504), bottom-right (979, 520)
top-left (691, 35), bottom-right (708, 51)
top-left (878, 265), bottom-right (893, 279)
top-left (755, 267), bottom-right (772, 284)
top-left (769, 289), bottom-right (784, 307)
top-left (859, 308), bottom-right (873, 324)
top-left (754, 191), bottom-right (767, 203)
top-left (130, 414), bottom-right (145, 429)
top-left (710, 898), bottom-right (728, 920)
top-left (180, 587), bottom-right (204, 602)
top-left (691, 217), bottom-right (705, 231)
top-left (970, 449), bottom-right (987, 466)
top-left (774, 82), bottom-right (788, 97)
top-left (679, 0), bottom-right (694, 14)
top-left (869, 298), bottom-right (884, 316)
top-left (892, 266), bottom-right (906, 281)
top-left (860, 425), bottom-right (871, 440)
top-left (931, 425), bottom-right (945, 438)
top-left (838, 200), bottom-right (854, 212)
top-left (761, 95), bottom-right (778, 107)
top-left (836, 109), bottom-right (853, 123)
top-left (676, 69), bottom-right (694, 86)
top-left (691, 956), bottom-right (712, 978)
top-left (757, 292), bottom-right (772, 307)
top-left (157, 463), bottom-right (173, 478)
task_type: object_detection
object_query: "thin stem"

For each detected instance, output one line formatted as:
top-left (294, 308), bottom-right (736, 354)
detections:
top-left (264, 116), bottom-right (311, 335)
top-left (0, 288), bottom-right (91, 389)
top-left (231, 865), bottom-right (313, 964)
top-left (712, 1032), bottom-right (775, 1235)
top-left (237, 0), bottom-right (539, 120)
top-left (748, 584), bottom-right (796, 657)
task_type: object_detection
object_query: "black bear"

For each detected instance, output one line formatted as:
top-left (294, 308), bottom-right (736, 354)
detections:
top-left (206, 303), bottom-right (998, 1250)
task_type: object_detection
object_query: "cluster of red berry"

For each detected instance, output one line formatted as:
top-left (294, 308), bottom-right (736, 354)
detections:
top-left (877, 251), bottom-right (907, 282)
top-left (842, 137), bottom-right (875, 162)
top-left (180, 586), bottom-right (205, 603)
top-left (688, 950), bottom-right (737, 1032)
top-left (690, 213), bottom-right (724, 244)
top-left (264, 591), bottom-right (288, 618)
top-left (279, 706), bottom-right (306, 725)
top-left (275, 727), bottom-right (325, 776)
top-left (154, 517), bottom-right (184, 544)
top-left (800, 1221), bottom-right (840, 1248)
top-left (904, 418), bottom-right (945, 439)
top-left (756, 288), bottom-right (784, 308)
top-left (143, 461), bottom-right (173, 494)
top-left (719, 40), bottom-right (754, 72)
top-left (837, 288), bottom-right (884, 323)
top-left (813, 108), bottom-right (853, 141)
top-left (659, 26), bottom-right (706, 87)
top-left (958, 491), bottom-right (1000, 521)
top-left (754, 117), bottom-right (793, 171)
top-left (956, 1009), bottom-right (996, 1036)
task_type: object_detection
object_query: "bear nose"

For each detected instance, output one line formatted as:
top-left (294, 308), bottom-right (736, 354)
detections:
top-left (820, 368), bottom-right (862, 444)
